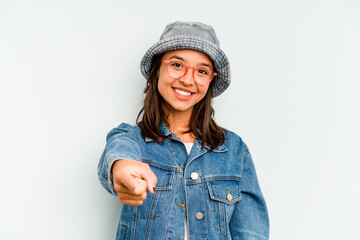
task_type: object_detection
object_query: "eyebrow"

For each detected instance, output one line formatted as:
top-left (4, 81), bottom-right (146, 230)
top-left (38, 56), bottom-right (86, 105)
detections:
top-left (168, 55), bottom-right (213, 70)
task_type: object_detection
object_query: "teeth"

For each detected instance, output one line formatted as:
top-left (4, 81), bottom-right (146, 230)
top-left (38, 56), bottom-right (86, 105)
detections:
top-left (175, 88), bottom-right (192, 96)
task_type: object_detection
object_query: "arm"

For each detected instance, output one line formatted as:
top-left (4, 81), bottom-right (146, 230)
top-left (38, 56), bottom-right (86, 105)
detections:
top-left (229, 148), bottom-right (269, 240)
top-left (97, 124), bottom-right (157, 204)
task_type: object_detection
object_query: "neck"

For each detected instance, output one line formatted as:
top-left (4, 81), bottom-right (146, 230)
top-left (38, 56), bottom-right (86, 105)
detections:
top-left (166, 109), bottom-right (192, 132)
top-left (162, 104), bottom-right (195, 143)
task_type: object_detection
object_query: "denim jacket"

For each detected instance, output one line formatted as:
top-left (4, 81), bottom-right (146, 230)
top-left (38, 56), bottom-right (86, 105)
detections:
top-left (98, 123), bottom-right (269, 240)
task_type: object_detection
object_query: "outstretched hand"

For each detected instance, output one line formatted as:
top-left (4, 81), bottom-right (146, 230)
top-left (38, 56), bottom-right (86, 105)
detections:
top-left (111, 159), bottom-right (157, 206)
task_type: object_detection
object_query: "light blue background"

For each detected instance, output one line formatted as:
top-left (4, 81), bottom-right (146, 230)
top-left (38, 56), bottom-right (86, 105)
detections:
top-left (1, 0), bottom-right (359, 239)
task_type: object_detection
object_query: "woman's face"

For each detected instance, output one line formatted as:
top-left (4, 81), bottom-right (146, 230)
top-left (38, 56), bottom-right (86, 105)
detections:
top-left (157, 49), bottom-right (213, 115)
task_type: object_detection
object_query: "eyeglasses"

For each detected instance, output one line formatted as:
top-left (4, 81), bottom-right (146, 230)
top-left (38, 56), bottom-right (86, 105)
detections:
top-left (160, 60), bottom-right (217, 85)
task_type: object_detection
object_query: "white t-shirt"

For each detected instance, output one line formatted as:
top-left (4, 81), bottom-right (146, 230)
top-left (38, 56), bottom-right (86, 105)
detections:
top-left (184, 142), bottom-right (193, 155)
top-left (183, 142), bottom-right (193, 240)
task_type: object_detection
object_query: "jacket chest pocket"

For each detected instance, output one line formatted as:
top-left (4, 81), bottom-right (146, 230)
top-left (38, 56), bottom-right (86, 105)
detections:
top-left (130, 165), bottom-right (174, 219)
top-left (206, 179), bottom-right (242, 234)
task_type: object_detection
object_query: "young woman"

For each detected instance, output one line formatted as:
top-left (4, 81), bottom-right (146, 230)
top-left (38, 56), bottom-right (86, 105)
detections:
top-left (98, 21), bottom-right (269, 240)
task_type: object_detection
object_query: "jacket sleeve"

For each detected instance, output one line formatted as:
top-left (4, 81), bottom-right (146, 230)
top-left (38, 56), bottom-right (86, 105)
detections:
top-left (229, 147), bottom-right (269, 240)
top-left (97, 123), bottom-right (142, 196)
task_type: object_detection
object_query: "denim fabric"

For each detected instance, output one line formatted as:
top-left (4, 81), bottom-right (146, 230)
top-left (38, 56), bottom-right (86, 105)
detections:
top-left (98, 123), bottom-right (269, 240)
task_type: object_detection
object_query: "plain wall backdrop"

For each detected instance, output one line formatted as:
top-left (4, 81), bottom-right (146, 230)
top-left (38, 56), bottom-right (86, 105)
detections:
top-left (1, 0), bottom-right (359, 239)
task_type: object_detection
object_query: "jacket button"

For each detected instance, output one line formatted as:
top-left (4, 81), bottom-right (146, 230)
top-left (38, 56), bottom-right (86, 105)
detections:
top-left (191, 172), bottom-right (199, 180)
top-left (227, 193), bottom-right (233, 201)
top-left (195, 212), bottom-right (203, 220)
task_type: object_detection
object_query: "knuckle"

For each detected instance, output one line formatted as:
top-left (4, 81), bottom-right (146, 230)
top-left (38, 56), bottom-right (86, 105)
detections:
top-left (132, 187), bottom-right (140, 195)
top-left (142, 163), bottom-right (150, 169)
top-left (133, 188), bottom-right (144, 196)
top-left (114, 183), bottom-right (125, 192)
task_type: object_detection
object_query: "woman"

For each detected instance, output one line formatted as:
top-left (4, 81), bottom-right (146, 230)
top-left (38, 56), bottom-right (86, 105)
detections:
top-left (98, 21), bottom-right (269, 240)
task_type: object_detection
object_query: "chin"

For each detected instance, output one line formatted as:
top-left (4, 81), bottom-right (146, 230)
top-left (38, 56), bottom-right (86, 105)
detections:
top-left (170, 104), bottom-right (193, 112)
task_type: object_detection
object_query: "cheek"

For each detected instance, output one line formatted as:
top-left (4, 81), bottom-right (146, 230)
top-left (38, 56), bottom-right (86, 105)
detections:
top-left (157, 68), bottom-right (174, 97)
top-left (157, 80), bottom-right (164, 97)
top-left (157, 77), bottom-right (170, 99)
top-left (199, 85), bottom-right (210, 97)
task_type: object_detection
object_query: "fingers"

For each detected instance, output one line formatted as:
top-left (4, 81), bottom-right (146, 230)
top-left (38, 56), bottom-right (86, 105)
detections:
top-left (115, 179), bottom-right (147, 195)
top-left (112, 159), bottom-right (158, 205)
top-left (120, 172), bottom-right (148, 195)
top-left (116, 182), bottom-right (148, 206)
top-left (113, 160), bottom-right (158, 194)
top-left (117, 191), bottom-right (147, 201)
top-left (114, 177), bottom-right (147, 195)
top-left (118, 198), bottom-right (144, 206)
top-left (140, 164), bottom-right (158, 194)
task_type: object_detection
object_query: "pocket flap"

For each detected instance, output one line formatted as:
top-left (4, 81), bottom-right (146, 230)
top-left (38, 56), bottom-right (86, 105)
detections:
top-left (150, 165), bottom-right (174, 191)
top-left (207, 180), bottom-right (242, 205)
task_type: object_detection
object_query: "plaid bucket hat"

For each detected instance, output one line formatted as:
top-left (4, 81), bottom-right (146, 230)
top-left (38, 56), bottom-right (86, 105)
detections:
top-left (140, 21), bottom-right (231, 97)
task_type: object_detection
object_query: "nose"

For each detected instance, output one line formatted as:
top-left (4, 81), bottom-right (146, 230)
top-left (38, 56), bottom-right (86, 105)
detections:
top-left (179, 67), bottom-right (195, 85)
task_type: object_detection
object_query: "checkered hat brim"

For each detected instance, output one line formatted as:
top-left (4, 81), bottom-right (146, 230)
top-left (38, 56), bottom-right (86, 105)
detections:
top-left (140, 35), bottom-right (231, 97)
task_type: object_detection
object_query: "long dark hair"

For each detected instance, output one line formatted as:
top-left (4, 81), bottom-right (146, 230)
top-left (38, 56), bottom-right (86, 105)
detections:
top-left (136, 53), bottom-right (225, 150)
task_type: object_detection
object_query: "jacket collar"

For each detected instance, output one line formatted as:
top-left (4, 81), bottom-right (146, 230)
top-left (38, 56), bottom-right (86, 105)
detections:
top-left (204, 142), bottom-right (228, 152)
top-left (144, 122), bottom-right (228, 152)
top-left (144, 122), bottom-right (172, 142)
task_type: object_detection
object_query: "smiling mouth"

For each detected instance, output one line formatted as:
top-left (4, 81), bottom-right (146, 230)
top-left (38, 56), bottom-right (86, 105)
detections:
top-left (173, 88), bottom-right (193, 96)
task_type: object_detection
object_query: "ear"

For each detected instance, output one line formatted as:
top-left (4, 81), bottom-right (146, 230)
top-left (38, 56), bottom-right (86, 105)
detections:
top-left (156, 68), bottom-right (160, 78)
